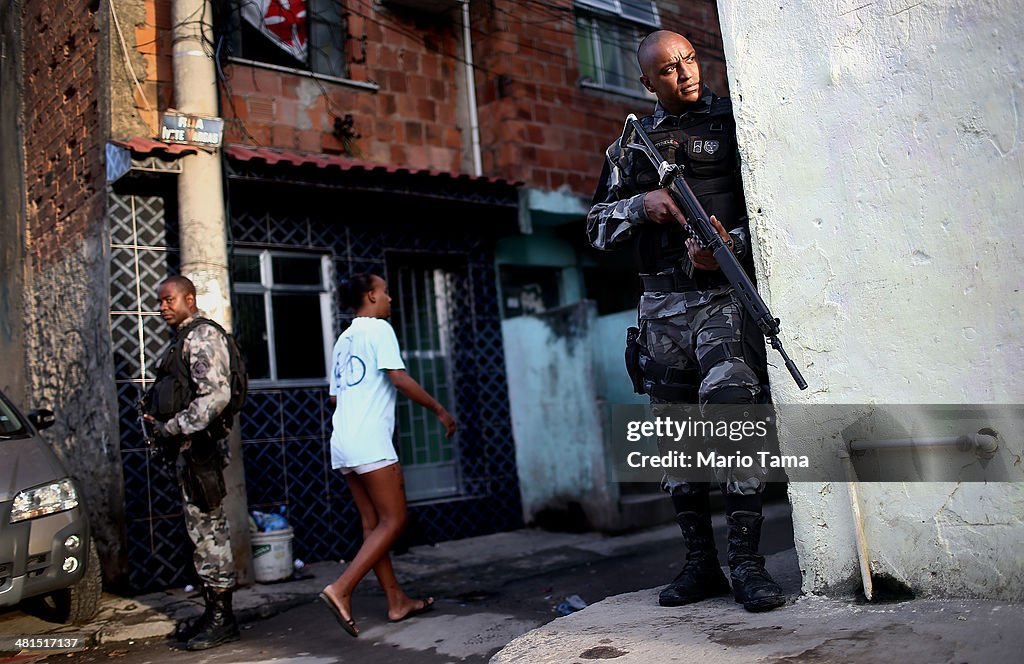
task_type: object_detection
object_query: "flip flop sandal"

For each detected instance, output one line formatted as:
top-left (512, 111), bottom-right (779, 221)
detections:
top-left (319, 592), bottom-right (359, 638)
top-left (389, 596), bottom-right (435, 623)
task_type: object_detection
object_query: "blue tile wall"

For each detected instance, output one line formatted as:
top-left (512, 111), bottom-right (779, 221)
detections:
top-left (109, 185), bottom-right (523, 593)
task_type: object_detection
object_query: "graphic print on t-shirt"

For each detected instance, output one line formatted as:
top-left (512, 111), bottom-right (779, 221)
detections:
top-left (335, 337), bottom-right (366, 390)
top-left (328, 317), bottom-right (406, 469)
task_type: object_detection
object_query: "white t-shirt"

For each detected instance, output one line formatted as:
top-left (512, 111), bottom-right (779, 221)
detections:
top-left (328, 317), bottom-right (406, 469)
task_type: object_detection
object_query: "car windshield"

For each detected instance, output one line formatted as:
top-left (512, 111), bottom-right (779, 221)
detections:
top-left (0, 392), bottom-right (30, 437)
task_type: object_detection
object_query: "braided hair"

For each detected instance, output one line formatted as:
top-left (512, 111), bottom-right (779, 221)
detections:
top-left (339, 273), bottom-right (378, 312)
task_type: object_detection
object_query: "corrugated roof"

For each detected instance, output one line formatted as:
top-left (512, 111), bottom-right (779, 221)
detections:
top-left (110, 139), bottom-right (518, 188)
top-left (224, 144), bottom-right (518, 187)
top-left (110, 137), bottom-right (199, 157)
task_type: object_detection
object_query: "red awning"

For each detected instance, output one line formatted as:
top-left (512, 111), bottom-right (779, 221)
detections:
top-left (224, 144), bottom-right (517, 187)
top-left (110, 137), bottom-right (199, 157)
top-left (108, 139), bottom-right (516, 186)
top-left (108, 139), bottom-right (520, 207)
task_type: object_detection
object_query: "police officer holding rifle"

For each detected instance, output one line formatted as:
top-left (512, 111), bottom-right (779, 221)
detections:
top-left (588, 30), bottom-right (806, 613)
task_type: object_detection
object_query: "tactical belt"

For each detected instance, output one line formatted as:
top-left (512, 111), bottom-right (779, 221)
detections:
top-left (642, 340), bottom-right (742, 386)
top-left (641, 273), bottom-right (699, 293)
top-left (640, 355), bottom-right (698, 403)
top-left (649, 383), bottom-right (697, 402)
top-left (640, 355), bottom-right (697, 386)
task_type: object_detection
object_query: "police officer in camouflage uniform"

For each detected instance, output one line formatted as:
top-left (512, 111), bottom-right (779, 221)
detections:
top-left (587, 30), bottom-right (785, 612)
top-left (146, 275), bottom-right (240, 648)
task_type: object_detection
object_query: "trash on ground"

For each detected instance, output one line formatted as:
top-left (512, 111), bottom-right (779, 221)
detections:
top-left (555, 594), bottom-right (588, 615)
top-left (566, 594), bottom-right (587, 610)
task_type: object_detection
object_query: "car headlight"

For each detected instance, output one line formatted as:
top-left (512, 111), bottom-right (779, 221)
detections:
top-left (10, 479), bottom-right (79, 523)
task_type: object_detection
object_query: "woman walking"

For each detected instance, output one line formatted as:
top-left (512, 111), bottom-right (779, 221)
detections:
top-left (319, 273), bottom-right (457, 637)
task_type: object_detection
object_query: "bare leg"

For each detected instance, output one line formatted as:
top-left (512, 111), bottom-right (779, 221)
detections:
top-left (322, 464), bottom-right (431, 628)
top-left (350, 467), bottom-right (433, 620)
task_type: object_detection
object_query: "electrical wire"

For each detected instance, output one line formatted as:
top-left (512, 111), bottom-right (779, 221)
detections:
top-left (110, 0), bottom-right (155, 112)
top-left (142, 0), bottom-right (724, 88)
top-left (341, 0), bottom-right (658, 119)
top-left (145, 0), bottom-right (727, 134)
top-left (215, 34), bottom-right (261, 145)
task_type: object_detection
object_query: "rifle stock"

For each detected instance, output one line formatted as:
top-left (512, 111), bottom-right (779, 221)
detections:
top-left (621, 114), bottom-right (808, 390)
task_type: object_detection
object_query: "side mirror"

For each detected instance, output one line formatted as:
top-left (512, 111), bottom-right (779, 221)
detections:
top-left (28, 409), bottom-right (56, 431)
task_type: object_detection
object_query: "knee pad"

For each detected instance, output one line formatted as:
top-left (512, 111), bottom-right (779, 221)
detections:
top-left (671, 491), bottom-right (711, 516)
top-left (704, 385), bottom-right (755, 405)
top-left (724, 491), bottom-right (765, 513)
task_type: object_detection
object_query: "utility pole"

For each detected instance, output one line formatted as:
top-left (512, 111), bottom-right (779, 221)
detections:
top-left (171, 0), bottom-right (251, 584)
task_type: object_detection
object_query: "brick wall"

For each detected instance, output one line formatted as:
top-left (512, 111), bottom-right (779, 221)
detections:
top-left (20, 0), bottom-right (127, 585)
top-left (22, 0), bottom-right (105, 269)
top-left (130, 0), bottom-right (728, 195)
top-left (473, 0), bottom-right (729, 196)
top-left (131, 0), bottom-right (173, 133)
top-left (217, 1), bottom-right (467, 170)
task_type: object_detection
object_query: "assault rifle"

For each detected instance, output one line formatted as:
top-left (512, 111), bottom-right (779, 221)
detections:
top-left (620, 114), bottom-right (808, 390)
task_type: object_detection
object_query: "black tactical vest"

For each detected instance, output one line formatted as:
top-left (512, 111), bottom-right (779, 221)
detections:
top-left (627, 96), bottom-right (747, 289)
top-left (144, 318), bottom-right (247, 427)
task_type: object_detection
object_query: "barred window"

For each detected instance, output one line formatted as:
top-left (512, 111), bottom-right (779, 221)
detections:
top-left (231, 250), bottom-right (334, 384)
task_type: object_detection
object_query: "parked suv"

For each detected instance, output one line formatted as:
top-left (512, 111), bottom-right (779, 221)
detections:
top-left (0, 389), bottom-right (101, 624)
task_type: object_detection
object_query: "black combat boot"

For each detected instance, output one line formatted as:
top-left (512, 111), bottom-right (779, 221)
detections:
top-left (186, 588), bottom-right (240, 650)
top-left (658, 511), bottom-right (731, 607)
top-left (726, 511), bottom-right (786, 612)
top-left (174, 586), bottom-right (213, 642)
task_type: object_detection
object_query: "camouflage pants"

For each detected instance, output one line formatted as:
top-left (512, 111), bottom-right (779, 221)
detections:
top-left (643, 291), bottom-right (767, 497)
top-left (178, 459), bottom-right (235, 590)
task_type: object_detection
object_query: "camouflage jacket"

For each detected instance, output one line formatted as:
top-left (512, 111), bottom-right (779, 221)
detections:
top-left (160, 310), bottom-right (232, 438)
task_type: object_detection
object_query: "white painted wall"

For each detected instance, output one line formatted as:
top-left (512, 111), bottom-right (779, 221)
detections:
top-left (717, 0), bottom-right (1024, 598)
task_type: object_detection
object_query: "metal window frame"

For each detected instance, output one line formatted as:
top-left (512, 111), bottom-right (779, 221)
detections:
top-left (575, 0), bottom-right (661, 27)
top-left (225, 57), bottom-right (379, 92)
top-left (227, 0), bottom-right (349, 79)
top-left (233, 248), bottom-right (334, 387)
top-left (389, 263), bottom-right (463, 502)
top-left (576, 13), bottom-right (658, 99)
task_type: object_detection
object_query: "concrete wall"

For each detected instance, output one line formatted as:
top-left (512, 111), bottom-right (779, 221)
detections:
top-left (110, 0), bottom-right (154, 139)
top-left (717, 0), bottom-right (1024, 599)
top-left (593, 310), bottom-right (648, 409)
top-left (18, 0), bottom-right (127, 585)
top-left (496, 231), bottom-right (583, 306)
top-left (502, 302), bottom-right (651, 531)
top-left (502, 302), bottom-right (618, 529)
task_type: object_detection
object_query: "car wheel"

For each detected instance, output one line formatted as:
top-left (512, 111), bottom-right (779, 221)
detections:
top-left (49, 539), bottom-right (102, 624)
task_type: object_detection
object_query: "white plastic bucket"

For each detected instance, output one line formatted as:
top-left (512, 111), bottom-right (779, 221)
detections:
top-left (251, 527), bottom-right (293, 583)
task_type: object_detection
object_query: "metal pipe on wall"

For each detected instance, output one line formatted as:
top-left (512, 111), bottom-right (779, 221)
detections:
top-left (461, 0), bottom-right (483, 176)
top-left (849, 432), bottom-right (999, 458)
